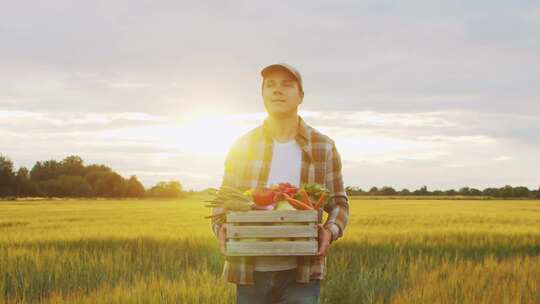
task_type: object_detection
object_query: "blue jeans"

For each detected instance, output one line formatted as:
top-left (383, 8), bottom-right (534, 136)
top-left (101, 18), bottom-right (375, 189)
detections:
top-left (236, 268), bottom-right (320, 304)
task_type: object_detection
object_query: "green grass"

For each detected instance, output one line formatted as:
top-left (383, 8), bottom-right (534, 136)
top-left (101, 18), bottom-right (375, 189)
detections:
top-left (1, 194), bottom-right (539, 303)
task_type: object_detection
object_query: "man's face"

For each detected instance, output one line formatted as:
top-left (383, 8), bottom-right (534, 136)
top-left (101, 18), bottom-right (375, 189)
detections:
top-left (262, 69), bottom-right (304, 118)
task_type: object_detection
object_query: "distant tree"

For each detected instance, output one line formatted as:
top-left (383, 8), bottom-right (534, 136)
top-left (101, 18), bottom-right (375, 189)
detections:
top-left (147, 180), bottom-right (183, 198)
top-left (368, 186), bottom-right (379, 195)
top-left (445, 189), bottom-right (457, 196)
top-left (482, 187), bottom-right (498, 197)
top-left (84, 171), bottom-right (108, 190)
top-left (398, 188), bottom-right (411, 195)
top-left (30, 160), bottom-right (61, 182)
top-left (533, 187), bottom-right (540, 198)
top-left (499, 185), bottom-right (514, 198)
top-left (36, 175), bottom-right (91, 197)
top-left (84, 164), bottom-right (112, 175)
top-left (84, 166), bottom-right (136, 198)
top-left (458, 187), bottom-right (471, 196)
top-left (413, 185), bottom-right (428, 195)
top-left (380, 186), bottom-right (397, 195)
top-left (0, 155), bottom-right (15, 196)
top-left (42, 160), bottom-right (61, 180)
top-left (513, 186), bottom-right (530, 198)
top-left (60, 155), bottom-right (85, 176)
top-left (56, 175), bottom-right (91, 197)
top-left (1, 156), bottom-right (190, 199)
top-left (15, 167), bottom-right (37, 196)
top-left (29, 161), bottom-right (44, 181)
top-left (432, 190), bottom-right (444, 196)
top-left (167, 180), bottom-right (183, 196)
top-left (126, 175), bottom-right (145, 198)
top-left (35, 179), bottom-right (63, 197)
top-left (469, 188), bottom-right (482, 196)
top-left (93, 172), bottom-right (127, 197)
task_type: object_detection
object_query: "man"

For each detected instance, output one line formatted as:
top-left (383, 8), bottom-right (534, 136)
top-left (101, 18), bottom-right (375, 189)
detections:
top-left (211, 63), bottom-right (349, 304)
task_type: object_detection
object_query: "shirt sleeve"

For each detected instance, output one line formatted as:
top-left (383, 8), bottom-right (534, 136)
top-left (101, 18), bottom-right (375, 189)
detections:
top-left (323, 142), bottom-right (349, 243)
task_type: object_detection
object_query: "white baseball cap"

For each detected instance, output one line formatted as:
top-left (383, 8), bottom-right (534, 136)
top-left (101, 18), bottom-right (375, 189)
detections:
top-left (261, 63), bottom-right (304, 94)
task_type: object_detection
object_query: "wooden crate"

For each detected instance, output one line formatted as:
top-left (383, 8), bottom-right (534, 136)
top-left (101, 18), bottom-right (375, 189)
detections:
top-left (225, 210), bottom-right (319, 256)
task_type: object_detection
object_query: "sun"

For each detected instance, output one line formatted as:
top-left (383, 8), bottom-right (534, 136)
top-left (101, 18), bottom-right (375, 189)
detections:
top-left (96, 109), bottom-right (262, 160)
top-left (171, 110), bottom-right (260, 157)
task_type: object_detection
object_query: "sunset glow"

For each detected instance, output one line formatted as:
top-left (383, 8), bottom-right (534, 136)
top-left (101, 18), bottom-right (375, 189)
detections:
top-left (1, 0), bottom-right (538, 191)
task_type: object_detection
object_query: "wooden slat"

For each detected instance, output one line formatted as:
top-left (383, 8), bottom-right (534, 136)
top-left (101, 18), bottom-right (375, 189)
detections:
top-left (226, 210), bottom-right (318, 223)
top-left (226, 240), bottom-right (318, 256)
top-left (226, 223), bottom-right (317, 238)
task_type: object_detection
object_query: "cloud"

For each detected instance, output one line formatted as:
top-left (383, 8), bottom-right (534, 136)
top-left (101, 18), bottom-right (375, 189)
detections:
top-left (0, 110), bottom-right (168, 133)
top-left (1, 1), bottom-right (539, 190)
top-left (1, 1), bottom-right (538, 116)
top-left (2, 108), bottom-right (539, 190)
top-left (417, 135), bottom-right (496, 144)
top-left (299, 109), bottom-right (539, 190)
top-left (301, 109), bottom-right (538, 144)
top-left (303, 110), bottom-right (458, 128)
top-left (493, 156), bottom-right (512, 161)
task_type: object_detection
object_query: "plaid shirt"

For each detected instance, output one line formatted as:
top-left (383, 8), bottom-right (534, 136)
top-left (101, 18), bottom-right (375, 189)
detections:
top-left (211, 115), bottom-right (349, 285)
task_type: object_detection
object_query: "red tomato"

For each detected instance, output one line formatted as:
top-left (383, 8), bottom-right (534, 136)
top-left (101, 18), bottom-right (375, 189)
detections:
top-left (252, 188), bottom-right (276, 206)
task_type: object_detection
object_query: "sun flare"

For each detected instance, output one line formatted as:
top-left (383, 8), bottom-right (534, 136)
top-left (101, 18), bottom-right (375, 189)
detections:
top-left (163, 110), bottom-right (268, 158)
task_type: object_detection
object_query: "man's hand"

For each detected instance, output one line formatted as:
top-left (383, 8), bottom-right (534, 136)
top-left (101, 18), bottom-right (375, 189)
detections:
top-left (218, 224), bottom-right (227, 255)
top-left (317, 223), bottom-right (332, 256)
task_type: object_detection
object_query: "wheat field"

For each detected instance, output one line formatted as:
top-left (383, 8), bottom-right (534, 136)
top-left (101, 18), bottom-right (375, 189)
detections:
top-left (1, 194), bottom-right (539, 303)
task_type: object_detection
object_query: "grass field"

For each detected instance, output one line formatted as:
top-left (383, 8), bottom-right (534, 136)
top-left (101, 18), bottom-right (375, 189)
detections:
top-left (1, 194), bottom-right (539, 303)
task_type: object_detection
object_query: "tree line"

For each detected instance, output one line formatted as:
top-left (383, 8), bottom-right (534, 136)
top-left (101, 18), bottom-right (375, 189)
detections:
top-left (0, 154), bottom-right (183, 198)
top-left (2, 153), bottom-right (538, 199)
top-left (346, 185), bottom-right (540, 199)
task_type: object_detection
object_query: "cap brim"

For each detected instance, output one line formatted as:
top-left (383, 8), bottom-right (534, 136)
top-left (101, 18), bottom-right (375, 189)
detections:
top-left (260, 63), bottom-right (303, 93)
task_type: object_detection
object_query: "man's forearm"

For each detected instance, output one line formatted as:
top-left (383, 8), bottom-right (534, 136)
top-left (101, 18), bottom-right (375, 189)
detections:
top-left (324, 195), bottom-right (349, 242)
top-left (323, 142), bottom-right (349, 243)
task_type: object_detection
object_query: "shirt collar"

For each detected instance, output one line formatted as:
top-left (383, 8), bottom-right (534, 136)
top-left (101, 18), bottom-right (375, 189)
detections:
top-left (262, 115), bottom-right (312, 160)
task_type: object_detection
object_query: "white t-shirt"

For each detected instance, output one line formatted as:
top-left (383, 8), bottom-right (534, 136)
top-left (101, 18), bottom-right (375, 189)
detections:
top-left (266, 139), bottom-right (302, 188)
top-left (255, 139), bottom-right (302, 272)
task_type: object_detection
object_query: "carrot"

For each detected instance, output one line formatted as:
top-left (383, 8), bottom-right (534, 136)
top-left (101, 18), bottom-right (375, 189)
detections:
top-left (286, 197), bottom-right (313, 210)
top-left (313, 192), bottom-right (328, 209)
top-left (282, 193), bottom-right (313, 210)
top-left (283, 198), bottom-right (300, 209)
top-left (299, 189), bottom-right (312, 206)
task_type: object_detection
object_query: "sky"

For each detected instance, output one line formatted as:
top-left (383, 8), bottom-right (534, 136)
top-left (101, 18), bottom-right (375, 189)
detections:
top-left (1, 0), bottom-right (539, 191)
